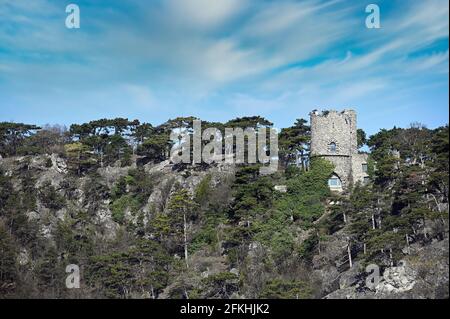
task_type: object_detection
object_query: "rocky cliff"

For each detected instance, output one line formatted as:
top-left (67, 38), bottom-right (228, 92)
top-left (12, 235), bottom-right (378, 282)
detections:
top-left (0, 153), bottom-right (448, 299)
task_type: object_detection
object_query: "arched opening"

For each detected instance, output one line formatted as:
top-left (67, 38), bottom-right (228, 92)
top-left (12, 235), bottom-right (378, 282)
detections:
top-left (328, 173), bottom-right (342, 188)
top-left (329, 142), bottom-right (337, 153)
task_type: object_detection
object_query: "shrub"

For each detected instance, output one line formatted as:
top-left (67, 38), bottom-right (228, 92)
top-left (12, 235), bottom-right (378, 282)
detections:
top-left (260, 279), bottom-right (313, 299)
top-left (38, 181), bottom-right (66, 210)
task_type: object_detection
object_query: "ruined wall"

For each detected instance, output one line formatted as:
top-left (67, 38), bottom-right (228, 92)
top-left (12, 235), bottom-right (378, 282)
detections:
top-left (310, 110), bottom-right (357, 157)
top-left (324, 156), bottom-right (352, 189)
top-left (352, 153), bottom-right (369, 185)
top-left (310, 109), bottom-right (368, 190)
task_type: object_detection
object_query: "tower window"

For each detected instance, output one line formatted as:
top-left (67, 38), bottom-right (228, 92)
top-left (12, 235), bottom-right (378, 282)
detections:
top-left (328, 174), bottom-right (342, 187)
top-left (329, 142), bottom-right (337, 153)
top-left (362, 163), bottom-right (368, 172)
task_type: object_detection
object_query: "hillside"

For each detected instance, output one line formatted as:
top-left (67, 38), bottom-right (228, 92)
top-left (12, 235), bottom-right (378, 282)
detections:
top-left (0, 118), bottom-right (448, 299)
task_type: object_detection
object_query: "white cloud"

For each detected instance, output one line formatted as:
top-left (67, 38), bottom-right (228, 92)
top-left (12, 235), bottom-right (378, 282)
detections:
top-left (122, 84), bottom-right (156, 109)
top-left (0, 0), bottom-right (448, 129)
top-left (394, 0), bottom-right (449, 39)
top-left (165, 0), bottom-right (246, 29)
top-left (408, 50), bottom-right (449, 73)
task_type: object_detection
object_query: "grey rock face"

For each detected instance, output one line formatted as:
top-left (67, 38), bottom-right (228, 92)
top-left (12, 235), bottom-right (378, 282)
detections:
top-left (324, 238), bottom-right (449, 299)
top-left (50, 154), bottom-right (68, 174)
top-left (375, 262), bottom-right (416, 294)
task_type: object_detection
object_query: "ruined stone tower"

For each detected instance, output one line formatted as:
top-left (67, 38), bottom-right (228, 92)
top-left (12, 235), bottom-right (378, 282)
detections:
top-left (310, 109), bottom-right (369, 191)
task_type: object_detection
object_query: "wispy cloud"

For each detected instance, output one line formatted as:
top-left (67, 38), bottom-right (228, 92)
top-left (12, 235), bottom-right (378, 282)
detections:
top-left (0, 0), bottom-right (448, 134)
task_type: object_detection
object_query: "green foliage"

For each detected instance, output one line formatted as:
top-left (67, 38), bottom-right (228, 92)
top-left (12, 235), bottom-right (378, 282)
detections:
top-left (230, 165), bottom-right (274, 221)
top-left (18, 125), bottom-right (67, 156)
top-left (189, 223), bottom-right (218, 253)
top-left (194, 174), bottom-right (212, 206)
top-left (284, 165), bottom-right (302, 179)
top-left (104, 134), bottom-right (133, 166)
top-left (224, 158), bottom-right (333, 265)
top-left (87, 239), bottom-right (170, 298)
top-left (280, 158), bottom-right (333, 225)
top-left (0, 116), bottom-right (448, 299)
top-left (110, 197), bottom-right (128, 223)
top-left (0, 122), bottom-right (41, 156)
top-left (0, 169), bottom-right (39, 248)
top-left (88, 252), bottom-right (134, 298)
top-left (126, 168), bottom-right (157, 199)
top-left (357, 128), bottom-right (367, 149)
top-left (200, 272), bottom-right (239, 298)
top-left (298, 232), bottom-right (319, 260)
top-left (429, 126), bottom-right (449, 200)
top-left (225, 116), bottom-right (272, 129)
top-left (64, 142), bottom-right (96, 175)
top-left (20, 170), bottom-right (38, 211)
top-left (38, 181), bottom-right (66, 210)
top-left (168, 188), bottom-right (198, 218)
top-left (111, 176), bottom-right (128, 200)
top-left (0, 225), bottom-right (17, 284)
top-left (83, 173), bottom-right (110, 213)
top-left (66, 118), bottom-right (139, 170)
top-left (54, 219), bottom-right (93, 259)
top-left (264, 229), bottom-right (294, 261)
top-left (34, 247), bottom-right (64, 294)
top-left (151, 213), bottom-right (172, 240)
top-left (109, 168), bottom-right (156, 224)
top-left (260, 279), bottom-right (313, 299)
top-left (0, 169), bottom-right (15, 211)
top-left (167, 188), bottom-right (198, 233)
top-left (110, 195), bottom-right (141, 223)
top-left (137, 133), bottom-right (171, 163)
top-left (279, 118), bottom-right (310, 168)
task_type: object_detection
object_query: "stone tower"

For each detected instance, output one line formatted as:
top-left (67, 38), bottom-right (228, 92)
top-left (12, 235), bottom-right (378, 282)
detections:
top-left (310, 109), bottom-right (369, 191)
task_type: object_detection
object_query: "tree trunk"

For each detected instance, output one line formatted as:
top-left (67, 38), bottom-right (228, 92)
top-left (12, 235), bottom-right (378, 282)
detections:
top-left (347, 243), bottom-right (353, 268)
top-left (151, 285), bottom-right (155, 299)
top-left (389, 248), bottom-right (393, 267)
top-left (405, 234), bottom-right (410, 254)
top-left (317, 231), bottom-right (321, 255)
top-left (77, 150), bottom-right (81, 176)
top-left (9, 219), bottom-right (14, 236)
top-left (429, 194), bottom-right (443, 224)
top-left (183, 213), bottom-right (189, 268)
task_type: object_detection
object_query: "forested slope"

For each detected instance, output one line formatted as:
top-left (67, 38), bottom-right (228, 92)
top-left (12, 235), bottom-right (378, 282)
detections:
top-left (0, 118), bottom-right (448, 298)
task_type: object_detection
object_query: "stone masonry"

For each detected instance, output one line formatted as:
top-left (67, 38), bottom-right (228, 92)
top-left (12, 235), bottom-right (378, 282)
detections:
top-left (310, 109), bottom-right (369, 191)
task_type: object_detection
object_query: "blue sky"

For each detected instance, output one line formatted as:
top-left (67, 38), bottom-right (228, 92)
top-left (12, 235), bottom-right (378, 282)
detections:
top-left (0, 0), bottom-right (448, 135)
